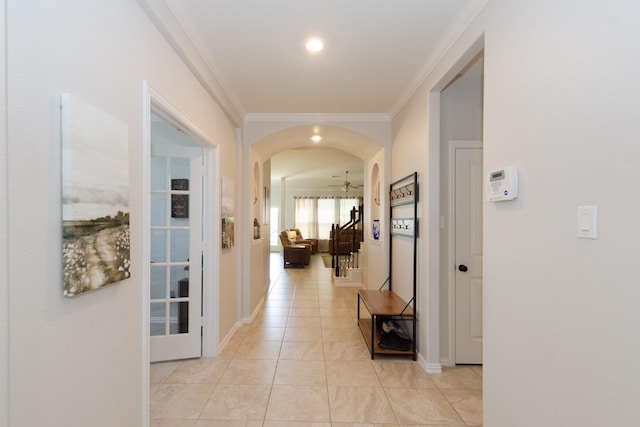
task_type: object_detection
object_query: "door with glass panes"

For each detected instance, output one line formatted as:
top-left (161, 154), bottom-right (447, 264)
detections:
top-left (150, 147), bottom-right (203, 362)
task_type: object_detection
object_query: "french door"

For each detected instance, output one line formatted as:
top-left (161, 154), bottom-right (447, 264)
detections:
top-left (150, 146), bottom-right (203, 362)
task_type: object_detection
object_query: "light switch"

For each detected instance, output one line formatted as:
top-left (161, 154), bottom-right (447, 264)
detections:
top-left (577, 205), bottom-right (597, 239)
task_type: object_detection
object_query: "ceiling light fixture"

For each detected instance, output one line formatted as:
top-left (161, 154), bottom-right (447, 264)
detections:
top-left (305, 38), bottom-right (324, 52)
top-left (311, 135), bottom-right (322, 143)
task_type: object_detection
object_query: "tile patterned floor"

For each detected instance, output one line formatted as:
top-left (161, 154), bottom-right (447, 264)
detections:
top-left (150, 253), bottom-right (483, 426)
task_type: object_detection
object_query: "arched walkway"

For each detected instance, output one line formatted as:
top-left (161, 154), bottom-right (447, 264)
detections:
top-left (242, 119), bottom-right (391, 322)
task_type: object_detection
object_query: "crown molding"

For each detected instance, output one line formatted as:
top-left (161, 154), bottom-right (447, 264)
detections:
top-left (138, 0), bottom-right (486, 126)
top-left (136, 0), bottom-right (244, 126)
top-left (244, 113), bottom-right (391, 124)
top-left (389, 0), bottom-right (488, 118)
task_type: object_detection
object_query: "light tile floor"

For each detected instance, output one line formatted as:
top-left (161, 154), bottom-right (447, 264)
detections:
top-left (151, 253), bottom-right (483, 426)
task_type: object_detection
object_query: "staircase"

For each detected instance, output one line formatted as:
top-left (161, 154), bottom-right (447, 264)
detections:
top-left (330, 204), bottom-right (364, 287)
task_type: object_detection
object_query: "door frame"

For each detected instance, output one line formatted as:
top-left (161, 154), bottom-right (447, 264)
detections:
top-left (141, 81), bottom-right (220, 422)
top-left (0, 2), bottom-right (8, 422)
top-left (425, 34), bottom-right (484, 372)
top-left (447, 140), bottom-right (482, 364)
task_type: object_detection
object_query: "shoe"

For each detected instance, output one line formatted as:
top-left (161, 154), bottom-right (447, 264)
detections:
top-left (381, 320), bottom-right (411, 341)
top-left (378, 329), bottom-right (411, 351)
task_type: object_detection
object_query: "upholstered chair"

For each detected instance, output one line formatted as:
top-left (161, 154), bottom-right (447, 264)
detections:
top-left (279, 230), bottom-right (311, 266)
top-left (293, 228), bottom-right (318, 254)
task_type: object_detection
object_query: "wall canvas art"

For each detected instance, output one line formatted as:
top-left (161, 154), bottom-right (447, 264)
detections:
top-left (221, 176), bottom-right (235, 249)
top-left (61, 94), bottom-right (130, 297)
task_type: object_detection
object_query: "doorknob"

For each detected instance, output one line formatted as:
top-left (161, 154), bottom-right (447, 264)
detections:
top-left (458, 264), bottom-right (468, 272)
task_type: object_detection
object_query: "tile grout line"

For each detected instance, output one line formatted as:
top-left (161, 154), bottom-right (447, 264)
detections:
top-left (315, 271), bottom-right (334, 425)
top-left (265, 273), bottom-right (288, 424)
top-left (151, 254), bottom-right (482, 425)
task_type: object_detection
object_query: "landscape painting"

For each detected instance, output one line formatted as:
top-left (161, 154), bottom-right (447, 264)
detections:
top-left (61, 94), bottom-right (130, 297)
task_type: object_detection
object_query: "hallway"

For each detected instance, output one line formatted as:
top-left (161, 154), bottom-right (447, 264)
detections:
top-left (150, 253), bottom-right (482, 426)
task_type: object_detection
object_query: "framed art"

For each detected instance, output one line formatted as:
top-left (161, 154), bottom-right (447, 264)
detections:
top-left (61, 94), bottom-right (130, 297)
top-left (221, 176), bottom-right (235, 249)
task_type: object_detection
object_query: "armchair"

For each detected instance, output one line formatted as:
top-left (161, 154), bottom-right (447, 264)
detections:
top-left (292, 228), bottom-right (318, 254)
top-left (279, 230), bottom-right (311, 267)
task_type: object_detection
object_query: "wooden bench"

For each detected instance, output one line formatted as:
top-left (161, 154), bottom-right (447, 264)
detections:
top-left (357, 289), bottom-right (415, 359)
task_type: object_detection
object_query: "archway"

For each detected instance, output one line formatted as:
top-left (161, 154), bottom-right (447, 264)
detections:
top-left (242, 120), bottom-right (390, 321)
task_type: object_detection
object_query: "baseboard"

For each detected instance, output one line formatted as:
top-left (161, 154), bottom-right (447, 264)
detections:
top-left (219, 284), bottom-right (269, 355)
top-left (417, 352), bottom-right (443, 374)
top-left (440, 356), bottom-right (454, 367)
top-left (425, 362), bottom-right (443, 374)
top-left (332, 268), bottom-right (363, 287)
top-left (217, 320), bottom-right (241, 354)
top-left (248, 295), bottom-right (265, 324)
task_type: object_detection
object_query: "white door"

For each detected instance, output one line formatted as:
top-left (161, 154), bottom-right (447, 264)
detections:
top-left (150, 145), bottom-right (203, 362)
top-left (454, 146), bottom-right (483, 364)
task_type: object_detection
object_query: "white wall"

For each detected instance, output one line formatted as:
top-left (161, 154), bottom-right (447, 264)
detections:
top-left (483, 1), bottom-right (640, 424)
top-left (392, 84), bottom-right (433, 365)
top-left (393, 0), bottom-right (640, 425)
top-left (0, 1), bottom-right (8, 425)
top-left (248, 152), bottom-right (268, 319)
top-left (439, 73), bottom-right (483, 144)
top-left (6, 1), bottom-right (238, 425)
top-left (363, 149), bottom-right (387, 289)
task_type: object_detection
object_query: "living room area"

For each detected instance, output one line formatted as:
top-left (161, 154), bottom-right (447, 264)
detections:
top-left (269, 147), bottom-right (365, 245)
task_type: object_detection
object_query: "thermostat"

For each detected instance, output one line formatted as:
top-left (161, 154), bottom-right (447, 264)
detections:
top-left (486, 167), bottom-right (518, 201)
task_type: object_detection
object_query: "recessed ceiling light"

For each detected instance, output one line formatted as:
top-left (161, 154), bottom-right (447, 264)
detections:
top-left (311, 135), bottom-right (322, 143)
top-left (305, 38), bottom-right (324, 52)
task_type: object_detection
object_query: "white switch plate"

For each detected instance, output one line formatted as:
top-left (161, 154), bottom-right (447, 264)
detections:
top-left (577, 205), bottom-right (597, 239)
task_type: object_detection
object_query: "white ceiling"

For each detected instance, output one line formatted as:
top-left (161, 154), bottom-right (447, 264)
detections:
top-left (151, 0), bottom-right (481, 190)
top-left (271, 147), bottom-right (365, 193)
top-left (163, 0), bottom-right (474, 116)
top-left (252, 124), bottom-right (383, 190)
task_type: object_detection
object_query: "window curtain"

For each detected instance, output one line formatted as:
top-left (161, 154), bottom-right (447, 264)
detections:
top-left (317, 198), bottom-right (335, 239)
top-left (294, 197), bottom-right (317, 239)
top-left (294, 196), bottom-right (362, 239)
top-left (339, 198), bottom-right (360, 225)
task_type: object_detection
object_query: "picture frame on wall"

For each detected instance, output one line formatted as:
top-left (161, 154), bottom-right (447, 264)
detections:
top-left (171, 194), bottom-right (189, 218)
top-left (221, 176), bottom-right (235, 249)
top-left (171, 178), bottom-right (189, 218)
top-left (61, 93), bottom-right (130, 297)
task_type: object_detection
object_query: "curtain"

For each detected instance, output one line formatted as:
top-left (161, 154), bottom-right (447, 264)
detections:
top-left (339, 198), bottom-right (360, 225)
top-left (294, 197), bottom-right (317, 239)
top-left (317, 198), bottom-right (335, 239)
top-left (294, 197), bottom-right (362, 239)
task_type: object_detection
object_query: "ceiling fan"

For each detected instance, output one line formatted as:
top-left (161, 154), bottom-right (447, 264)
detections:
top-left (329, 170), bottom-right (363, 193)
